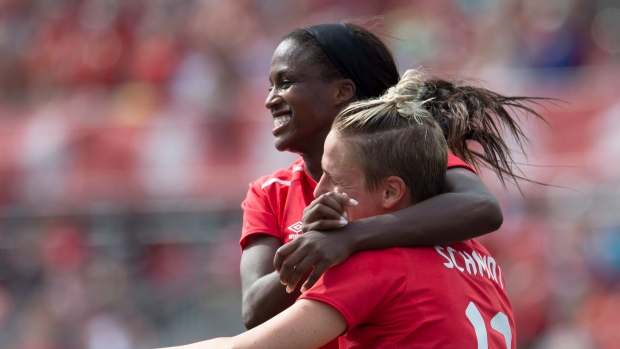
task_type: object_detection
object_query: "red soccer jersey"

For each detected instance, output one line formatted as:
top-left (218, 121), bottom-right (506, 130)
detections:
top-left (299, 241), bottom-right (516, 349)
top-left (240, 153), bottom-right (476, 349)
top-left (240, 153), bottom-right (474, 248)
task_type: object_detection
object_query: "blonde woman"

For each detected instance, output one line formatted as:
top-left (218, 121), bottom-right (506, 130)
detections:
top-left (162, 70), bottom-right (516, 349)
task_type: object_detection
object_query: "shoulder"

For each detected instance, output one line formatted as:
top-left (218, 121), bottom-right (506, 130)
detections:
top-left (302, 249), bottom-right (407, 304)
top-left (329, 249), bottom-right (406, 278)
top-left (248, 158), bottom-right (305, 191)
top-left (447, 152), bottom-right (476, 174)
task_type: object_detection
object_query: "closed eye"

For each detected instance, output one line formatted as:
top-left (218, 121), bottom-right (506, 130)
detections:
top-left (323, 170), bottom-right (338, 186)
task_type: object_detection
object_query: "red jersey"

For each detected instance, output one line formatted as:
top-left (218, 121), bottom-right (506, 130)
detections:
top-left (240, 153), bottom-right (474, 248)
top-left (240, 153), bottom-right (476, 349)
top-left (299, 241), bottom-right (516, 349)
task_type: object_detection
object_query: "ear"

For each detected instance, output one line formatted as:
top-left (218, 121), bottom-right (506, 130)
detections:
top-left (334, 79), bottom-right (356, 107)
top-left (381, 176), bottom-right (409, 210)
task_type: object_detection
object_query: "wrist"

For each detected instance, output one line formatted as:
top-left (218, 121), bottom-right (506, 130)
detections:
top-left (346, 220), bottom-right (371, 253)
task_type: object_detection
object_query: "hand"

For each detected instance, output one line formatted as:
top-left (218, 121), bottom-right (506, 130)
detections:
top-left (301, 192), bottom-right (357, 233)
top-left (274, 229), bottom-right (355, 293)
top-left (274, 192), bottom-right (358, 293)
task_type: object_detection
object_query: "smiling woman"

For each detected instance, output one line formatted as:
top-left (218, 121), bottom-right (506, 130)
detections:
top-left (237, 19), bottom-right (547, 348)
top-left (266, 36), bottom-right (346, 170)
top-left (158, 69), bottom-right (516, 349)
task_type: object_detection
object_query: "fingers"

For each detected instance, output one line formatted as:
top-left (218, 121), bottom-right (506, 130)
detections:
top-left (302, 192), bottom-right (357, 233)
top-left (274, 234), bottom-right (324, 293)
top-left (306, 202), bottom-right (344, 221)
top-left (285, 258), bottom-right (315, 293)
top-left (274, 241), bottom-right (299, 276)
top-left (300, 262), bottom-right (329, 293)
top-left (315, 192), bottom-right (358, 211)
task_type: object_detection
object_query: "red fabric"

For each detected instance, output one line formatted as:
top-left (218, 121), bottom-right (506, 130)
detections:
top-left (239, 153), bottom-right (477, 349)
top-left (240, 158), bottom-right (338, 349)
top-left (240, 158), bottom-right (315, 249)
top-left (300, 241), bottom-right (516, 348)
top-left (447, 151), bottom-right (476, 173)
top-left (240, 153), bottom-right (473, 249)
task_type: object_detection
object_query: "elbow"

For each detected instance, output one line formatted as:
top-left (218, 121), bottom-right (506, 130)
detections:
top-left (490, 206), bottom-right (504, 232)
top-left (242, 317), bottom-right (261, 331)
top-left (478, 194), bottom-right (503, 233)
top-left (242, 308), bottom-right (255, 330)
top-left (241, 299), bottom-right (261, 330)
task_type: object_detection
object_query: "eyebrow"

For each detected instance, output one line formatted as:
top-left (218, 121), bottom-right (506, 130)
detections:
top-left (270, 70), bottom-right (283, 81)
top-left (270, 68), bottom-right (310, 84)
top-left (322, 168), bottom-right (336, 183)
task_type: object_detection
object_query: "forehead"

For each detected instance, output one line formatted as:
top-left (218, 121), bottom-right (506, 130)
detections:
top-left (270, 38), bottom-right (316, 74)
top-left (323, 131), bottom-right (352, 170)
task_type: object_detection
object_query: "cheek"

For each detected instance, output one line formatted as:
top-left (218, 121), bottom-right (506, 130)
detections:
top-left (346, 192), bottom-right (382, 221)
top-left (349, 206), bottom-right (378, 221)
top-left (333, 187), bottom-right (347, 195)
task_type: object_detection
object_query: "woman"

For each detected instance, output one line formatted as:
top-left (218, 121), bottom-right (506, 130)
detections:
top-left (161, 69), bottom-right (517, 349)
top-left (240, 21), bottom-right (546, 337)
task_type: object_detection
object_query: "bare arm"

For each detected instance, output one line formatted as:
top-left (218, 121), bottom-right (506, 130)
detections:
top-left (240, 234), bottom-right (300, 329)
top-left (160, 299), bottom-right (346, 349)
top-left (276, 168), bottom-right (503, 291)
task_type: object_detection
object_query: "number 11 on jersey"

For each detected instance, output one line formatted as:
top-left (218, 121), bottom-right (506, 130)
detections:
top-left (465, 302), bottom-right (512, 349)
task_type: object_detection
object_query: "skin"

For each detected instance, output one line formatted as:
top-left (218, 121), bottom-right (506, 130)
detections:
top-left (315, 132), bottom-right (384, 220)
top-left (276, 167), bottom-right (501, 293)
top-left (265, 38), bottom-right (355, 179)
top-left (241, 38), bottom-right (355, 328)
top-left (314, 130), bottom-right (411, 220)
top-left (241, 37), bottom-right (503, 329)
top-left (158, 129), bottom-right (410, 349)
top-left (159, 299), bottom-right (346, 349)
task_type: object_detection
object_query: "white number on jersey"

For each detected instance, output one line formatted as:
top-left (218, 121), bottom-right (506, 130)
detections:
top-left (465, 302), bottom-right (512, 349)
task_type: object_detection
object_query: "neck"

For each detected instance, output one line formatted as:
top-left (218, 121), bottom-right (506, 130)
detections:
top-left (302, 153), bottom-right (323, 182)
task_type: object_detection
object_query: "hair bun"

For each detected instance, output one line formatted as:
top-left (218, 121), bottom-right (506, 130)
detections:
top-left (380, 69), bottom-right (430, 123)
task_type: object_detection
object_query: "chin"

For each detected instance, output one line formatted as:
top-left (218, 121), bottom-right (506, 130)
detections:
top-left (274, 138), bottom-right (289, 152)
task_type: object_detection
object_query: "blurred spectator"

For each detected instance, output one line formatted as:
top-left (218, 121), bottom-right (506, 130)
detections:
top-left (0, 1), bottom-right (618, 348)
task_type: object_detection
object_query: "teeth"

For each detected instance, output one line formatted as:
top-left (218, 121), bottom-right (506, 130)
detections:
top-left (274, 115), bottom-right (291, 128)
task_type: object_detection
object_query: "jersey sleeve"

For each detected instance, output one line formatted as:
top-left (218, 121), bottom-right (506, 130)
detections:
top-left (240, 179), bottom-right (280, 250)
top-left (299, 249), bottom-right (406, 330)
top-left (447, 152), bottom-right (476, 174)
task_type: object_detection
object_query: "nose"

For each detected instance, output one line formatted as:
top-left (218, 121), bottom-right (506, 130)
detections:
top-left (265, 88), bottom-right (281, 110)
top-left (313, 173), bottom-right (333, 198)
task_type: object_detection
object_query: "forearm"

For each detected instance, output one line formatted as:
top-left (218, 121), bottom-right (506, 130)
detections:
top-left (242, 271), bottom-right (300, 329)
top-left (164, 300), bottom-right (345, 349)
top-left (158, 338), bottom-right (232, 349)
top-left (350, 189), bottom-right (502, 251)
top-left (272, 169), bottom-right (503, 291)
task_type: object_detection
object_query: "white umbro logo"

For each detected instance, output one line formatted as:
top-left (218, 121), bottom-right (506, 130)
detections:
top-left (288, 222), bottom-right (303, 233)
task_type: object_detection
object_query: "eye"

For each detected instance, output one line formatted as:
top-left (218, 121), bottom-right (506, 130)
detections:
top-left (281, 80), bottom-right (292, 88)
top-left (329, 176), bottom-right (339, 187)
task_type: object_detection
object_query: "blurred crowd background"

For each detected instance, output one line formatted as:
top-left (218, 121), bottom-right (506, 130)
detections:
top-left (0, 0), bottom-right (619, 348)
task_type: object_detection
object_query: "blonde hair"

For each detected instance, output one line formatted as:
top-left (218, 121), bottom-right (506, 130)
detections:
top-left (336, 69), bottom-right (432, 130)
top-left (332, 69), bottom-right (448, 204)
